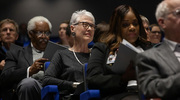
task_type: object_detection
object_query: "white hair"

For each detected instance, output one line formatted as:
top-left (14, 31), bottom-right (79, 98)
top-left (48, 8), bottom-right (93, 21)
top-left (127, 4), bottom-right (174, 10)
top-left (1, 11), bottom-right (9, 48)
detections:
top-left (70, 10), bottom-right (95, 25)
top-left (27, 16), bottom-right (52, 32)
top-left (155, 1), bottom-right (169, 21)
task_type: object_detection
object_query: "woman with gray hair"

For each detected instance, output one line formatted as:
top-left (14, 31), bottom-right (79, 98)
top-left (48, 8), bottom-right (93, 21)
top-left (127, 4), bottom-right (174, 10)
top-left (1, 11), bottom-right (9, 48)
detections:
top-left (43, 10), bottom-right (95, 100)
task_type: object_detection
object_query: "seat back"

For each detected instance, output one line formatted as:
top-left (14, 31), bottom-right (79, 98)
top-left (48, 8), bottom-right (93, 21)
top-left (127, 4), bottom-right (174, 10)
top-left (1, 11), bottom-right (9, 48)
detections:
top-left (44, 61), bottom-right (50, 70)
top-left (88, 41), bottom-right (94, 48)
top-left (41, 62), bottom-right (60, 100)
top-left (41, 85), bottom-right (59, 100)
top-left (80, 63), bottom-right (100, 100)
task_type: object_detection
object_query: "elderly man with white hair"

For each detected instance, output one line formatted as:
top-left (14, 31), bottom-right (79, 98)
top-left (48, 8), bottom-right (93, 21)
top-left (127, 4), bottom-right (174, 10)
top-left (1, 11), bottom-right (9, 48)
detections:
top-left (0, 16), bottom-right (52, 100)
top-left (136, 0), bottom-right (180, 99)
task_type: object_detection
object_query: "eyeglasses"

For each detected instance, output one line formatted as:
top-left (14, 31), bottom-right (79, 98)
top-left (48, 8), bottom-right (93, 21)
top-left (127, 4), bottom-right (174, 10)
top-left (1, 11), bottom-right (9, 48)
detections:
top-left (151, 31), bottom-right (161, 34)
top-left (168, 8), bottom-right (180, 17)
top-left (30, 30), bottom-right (51, 36)
top-left (74, 22), bottom-right (96, 30)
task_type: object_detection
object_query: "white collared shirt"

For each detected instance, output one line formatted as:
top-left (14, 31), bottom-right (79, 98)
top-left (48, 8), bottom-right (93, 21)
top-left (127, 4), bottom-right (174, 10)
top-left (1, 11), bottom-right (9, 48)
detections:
top-left (27, 43), bottom-right (44, 78)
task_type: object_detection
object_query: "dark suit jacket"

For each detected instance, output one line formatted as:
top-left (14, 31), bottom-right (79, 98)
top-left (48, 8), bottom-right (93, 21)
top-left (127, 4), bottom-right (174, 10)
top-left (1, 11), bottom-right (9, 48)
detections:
top-left (0, 42), bottom-right (23, 75)
top-left (87, 42), bottom-right (152, 98)
top-left (0, 43), bottom-right (33, 93)
top-left (136, 41), bottom-right (180, 100)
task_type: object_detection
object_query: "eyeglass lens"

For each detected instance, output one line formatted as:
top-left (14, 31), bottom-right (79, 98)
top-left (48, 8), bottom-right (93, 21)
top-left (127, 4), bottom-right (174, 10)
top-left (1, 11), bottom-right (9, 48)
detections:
top-left (31, 30), bottom-right (51, 36)
top-left (151, 31), bottom-right (161, 34)
top-left (75, 22), bottom-right (95, 29)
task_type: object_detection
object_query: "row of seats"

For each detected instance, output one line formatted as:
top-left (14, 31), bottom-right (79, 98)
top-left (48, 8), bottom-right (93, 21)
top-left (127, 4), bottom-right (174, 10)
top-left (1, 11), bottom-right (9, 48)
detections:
top-left (41, 62), bottom-right (100, 100)
top-left (41, 62), bottom-right (162, 100)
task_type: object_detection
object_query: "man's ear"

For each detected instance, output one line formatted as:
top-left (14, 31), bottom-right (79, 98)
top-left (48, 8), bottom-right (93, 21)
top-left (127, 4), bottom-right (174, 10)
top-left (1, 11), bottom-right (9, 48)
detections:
top-left (158, 18), bottom-right (165, 29)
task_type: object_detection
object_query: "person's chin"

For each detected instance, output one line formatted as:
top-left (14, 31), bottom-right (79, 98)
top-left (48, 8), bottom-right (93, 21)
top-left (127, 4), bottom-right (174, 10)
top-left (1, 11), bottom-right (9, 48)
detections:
top-left (39, 46), bottom-right (46, 51)
top-left (40, 43), bottom-right (47, 47)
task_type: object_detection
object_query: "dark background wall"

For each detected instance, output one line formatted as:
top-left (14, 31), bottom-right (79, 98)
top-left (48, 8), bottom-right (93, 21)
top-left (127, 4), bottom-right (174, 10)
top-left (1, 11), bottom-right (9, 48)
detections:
top-left (0, 0), bottom-right (162, 37)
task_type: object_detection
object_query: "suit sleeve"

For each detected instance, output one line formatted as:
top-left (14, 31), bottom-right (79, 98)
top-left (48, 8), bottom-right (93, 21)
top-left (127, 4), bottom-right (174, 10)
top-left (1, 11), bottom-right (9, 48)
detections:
top-left (136, 51), bottom-right (180, 99)
top-left (0, 44), bottom-right (27, 87)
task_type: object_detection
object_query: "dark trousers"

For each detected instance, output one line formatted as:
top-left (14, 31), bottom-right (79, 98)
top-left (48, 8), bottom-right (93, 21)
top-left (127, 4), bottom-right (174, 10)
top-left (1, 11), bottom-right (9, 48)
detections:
top-left (2, 78), bottom-right (42, 100)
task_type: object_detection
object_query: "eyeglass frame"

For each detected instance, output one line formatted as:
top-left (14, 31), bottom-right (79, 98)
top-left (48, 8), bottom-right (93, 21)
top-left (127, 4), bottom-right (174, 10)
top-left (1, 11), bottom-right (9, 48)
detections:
top-left (151, 31), bottom-right (161, 34)
top-left (30, 30), bottom-right (51, 36)
top-left (73, 22), bottom-right (96, 30)
top-left (167, 8), bottom-right (180, 17)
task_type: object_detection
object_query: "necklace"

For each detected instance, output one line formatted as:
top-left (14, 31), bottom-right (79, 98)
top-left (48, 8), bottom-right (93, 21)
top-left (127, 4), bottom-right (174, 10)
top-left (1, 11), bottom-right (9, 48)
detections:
top-left (72, 50), bottom-right (84, 66)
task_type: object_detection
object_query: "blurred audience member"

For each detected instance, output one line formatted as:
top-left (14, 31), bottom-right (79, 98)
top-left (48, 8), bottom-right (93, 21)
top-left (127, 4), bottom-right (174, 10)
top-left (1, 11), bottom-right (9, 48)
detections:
top-left (58, 20), bottom-right (73, 47)
top-left (136, 0), bottom-right (180, 99)
top-left (149, 24), bottom-right (162, 44)
top-left (43, 10), bottom-right (95, 100)
top-left (65, 24), bottom-right (74, 47)
top-left (0, 16), bottom-right (51, 100)
top-left (140, 15), bottom-right (150, 41)
top-left (17, 23), bottom-right (30, 47)
top-left (0, 19), bottom-right (19, 75)
top-left (87, 5), bottom-right (152, 100)
top-left (93, 21), bottom-right (109, 43)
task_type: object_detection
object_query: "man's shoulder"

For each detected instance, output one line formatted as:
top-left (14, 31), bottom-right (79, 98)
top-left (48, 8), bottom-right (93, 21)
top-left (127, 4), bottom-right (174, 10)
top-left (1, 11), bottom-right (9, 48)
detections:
top-left (10, 43), bottom-right (23, 49)
top-left (138, 42), bottom-right (164, 58)
top-left (8, 43), bottom-right (24, 56)
top-left (10, 43), bottom-right (23, 51)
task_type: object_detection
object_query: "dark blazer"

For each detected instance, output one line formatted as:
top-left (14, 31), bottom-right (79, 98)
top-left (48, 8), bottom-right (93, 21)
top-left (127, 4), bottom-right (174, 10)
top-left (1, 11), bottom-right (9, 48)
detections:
top-left (136, 41), bottom-right (180, 100)
top-left (0, 42), bottom-right (23, 75)
top-left (0, 43), bottom-right (33, 96)
top-left (87, 42), bottom-right (152, 98)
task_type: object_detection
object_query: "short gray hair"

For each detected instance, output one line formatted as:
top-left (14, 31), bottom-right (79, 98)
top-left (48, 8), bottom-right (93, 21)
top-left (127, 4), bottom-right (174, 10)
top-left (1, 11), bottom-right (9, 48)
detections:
top-left (70, 10), bottom-right (95, 25)
top-left (27, 16), bottom-right (52, 32)
top-left (140, 15), bottom-right (150, 25)
top-left (155, 1), bottom-right (169, 21)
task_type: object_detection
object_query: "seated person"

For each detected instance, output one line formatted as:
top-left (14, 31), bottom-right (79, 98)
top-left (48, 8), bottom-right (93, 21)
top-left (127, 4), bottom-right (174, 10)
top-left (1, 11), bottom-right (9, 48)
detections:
top-left (140, 15), bottom-right (150, 41)
top-left (86, 5), bottom-right (152, 100)
top-left (0, 19), bottom-right (20, 98)
top-left (0, 16), bottom-right (52, 100)
top-left (0, 19), bottom-right (20, 74)
top-left (42, 10), bottom-right (95, 100)
top-left (57, 20), bottom-right (73, 47)
top-left (93, 21), bottom-right (109, 43)
top-left (136, 0), bottom-right (180, 99)
top-left (149, 24), bottom-right (163, 44)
